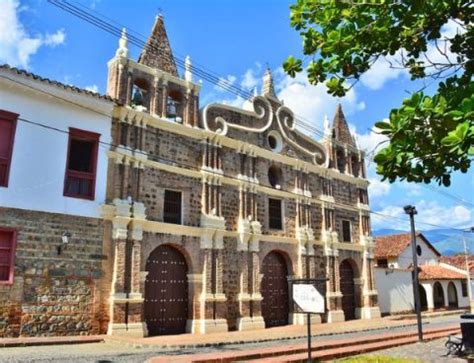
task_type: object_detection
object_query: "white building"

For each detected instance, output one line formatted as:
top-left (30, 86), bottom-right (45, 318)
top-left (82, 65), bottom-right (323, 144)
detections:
top-left (374, 232), bottom-right (469, 315)
top-left (0, 64), bottom-right (115, 337)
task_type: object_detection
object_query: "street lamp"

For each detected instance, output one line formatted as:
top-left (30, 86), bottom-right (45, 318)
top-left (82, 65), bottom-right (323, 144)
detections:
top-left (404, 205), bottom-right (423, 342)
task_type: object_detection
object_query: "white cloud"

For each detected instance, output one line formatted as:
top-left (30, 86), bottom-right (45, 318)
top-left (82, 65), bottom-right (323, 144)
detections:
top-left (275, 69), bottom-right (365, 135)
top-left (372, 200), bottom-right (472, 231)
top-left (0, 0), bottom-right (66, 69)
top-left (369, 178), bottom-right (391, 198)
top-left (360, 52), bottom-right (408, 90)
top-left (85, 84), bottom-right (99, 93)
top-left (44, 30), bottom-right (66, 47)
top-left (241, 67), bottom-right (259, 90)
top-left (360, 20), bottom-right (465, 91)
top-left (354, 125), bottom-right (389, 157)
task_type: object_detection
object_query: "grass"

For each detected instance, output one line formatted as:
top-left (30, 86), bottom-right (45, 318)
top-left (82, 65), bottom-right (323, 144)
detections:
top-left (336, 356), bottom-right (421, 363)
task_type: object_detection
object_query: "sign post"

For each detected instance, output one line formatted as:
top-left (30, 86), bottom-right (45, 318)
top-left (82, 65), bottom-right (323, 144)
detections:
top-left (290, 278), bottom-right (327, 363)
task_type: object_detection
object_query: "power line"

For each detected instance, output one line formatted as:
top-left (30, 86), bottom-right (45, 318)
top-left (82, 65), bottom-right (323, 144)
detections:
top-left (45, 0), bottom-right (474, 210)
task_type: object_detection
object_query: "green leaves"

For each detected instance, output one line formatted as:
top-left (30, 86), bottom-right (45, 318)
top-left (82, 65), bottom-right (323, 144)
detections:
top-left (283, 56), bottom-right (303, 77)
top-left (284, 0), bottom-right (474, 185)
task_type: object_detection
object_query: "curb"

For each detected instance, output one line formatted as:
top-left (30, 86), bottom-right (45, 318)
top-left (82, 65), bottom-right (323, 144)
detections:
top-left (0, 335), bottom-right (105, 348)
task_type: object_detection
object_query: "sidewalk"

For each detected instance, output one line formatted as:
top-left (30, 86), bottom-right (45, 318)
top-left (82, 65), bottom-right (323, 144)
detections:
top-left (106, 316), bottom-right (419, 348)
top-left (0, 335), bottom-right (104, 348)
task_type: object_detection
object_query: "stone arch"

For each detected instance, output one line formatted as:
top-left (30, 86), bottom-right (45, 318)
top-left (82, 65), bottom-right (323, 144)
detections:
top-left (448, 281), bottom-right (458, 308)
top-left (419, 284), bottom-right (428, 311)
top-left (144, 244), bottom-right (189, 336)
top-left (433, 281), bottom-right (445, 309)
top-left (131, 77), bottom-right (151, 108)
top-left (261, 250), bottom-right (290, 328)
top-left (339, 258), bottom-right (359, 321)
top-left (268, 164), bottom-right (284, 189)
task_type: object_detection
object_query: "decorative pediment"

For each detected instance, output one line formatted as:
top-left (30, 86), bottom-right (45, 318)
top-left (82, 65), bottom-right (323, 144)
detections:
top-left (202, 96), bottom-right (327, 165)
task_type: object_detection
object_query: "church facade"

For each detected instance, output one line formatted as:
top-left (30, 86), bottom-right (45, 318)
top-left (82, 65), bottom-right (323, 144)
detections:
top-left (103, 16), bottom-right (380, 337)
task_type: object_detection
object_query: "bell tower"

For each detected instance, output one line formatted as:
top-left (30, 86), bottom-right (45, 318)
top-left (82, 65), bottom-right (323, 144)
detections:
top-left (106, 15), bottom-right (201, 126)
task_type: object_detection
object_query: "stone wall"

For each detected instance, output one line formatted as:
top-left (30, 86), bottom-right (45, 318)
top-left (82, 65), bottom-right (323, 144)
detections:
top-left (0, 207), bottom-right (108, 337)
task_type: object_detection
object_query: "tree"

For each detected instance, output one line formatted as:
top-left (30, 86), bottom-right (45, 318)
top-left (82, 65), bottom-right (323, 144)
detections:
top-left (283, 0), bottom-right (473, 186)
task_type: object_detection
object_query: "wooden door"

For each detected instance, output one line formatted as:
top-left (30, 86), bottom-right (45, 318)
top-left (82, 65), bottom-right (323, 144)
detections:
top-left (145, 245), bottom-right (188, 336)
top-left (340, 259), bottom-right (356, 321)
top-left (261, 251), bottom-right (289, 328)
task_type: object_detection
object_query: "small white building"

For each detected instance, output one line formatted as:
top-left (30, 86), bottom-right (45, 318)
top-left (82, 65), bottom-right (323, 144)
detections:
top-left (374, 232), bottom-right (469, 315)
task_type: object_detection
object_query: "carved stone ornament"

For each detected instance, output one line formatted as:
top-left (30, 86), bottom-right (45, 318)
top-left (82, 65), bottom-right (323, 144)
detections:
top-left (202, 96), bottom-right (327, 165)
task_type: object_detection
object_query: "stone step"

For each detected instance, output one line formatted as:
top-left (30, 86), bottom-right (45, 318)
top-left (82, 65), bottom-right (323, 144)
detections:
top-left (147, 326), bottom-right (459, 363)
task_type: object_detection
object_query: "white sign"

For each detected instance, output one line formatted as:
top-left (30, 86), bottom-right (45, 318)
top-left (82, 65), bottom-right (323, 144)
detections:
top-left (293, 284), bottom-right (325, 313)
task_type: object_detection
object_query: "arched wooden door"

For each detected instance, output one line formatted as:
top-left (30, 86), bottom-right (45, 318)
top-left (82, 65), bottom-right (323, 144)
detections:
top-left (340, 259), bottom-right (356, 321)
top-left (419, 285), bottom-right (428, 311)
top-left (433, 281), bottom-right (445, 309)
top-left (261, 251), bottom-right (289, 328)
top-left (145, 245), bottom-right (188, 336)
top-left (448, 282), bottom-right (458, 308)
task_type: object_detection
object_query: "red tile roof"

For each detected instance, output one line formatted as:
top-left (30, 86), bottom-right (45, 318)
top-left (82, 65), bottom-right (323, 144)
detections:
top-left (0, 64), bottom-right (114, 102)
top-left (374, 232), bottom-right (440, 259)
top-left (419, 265), bottom-right (467, 280)
top-left (440, 256), bottom-right (474, 274)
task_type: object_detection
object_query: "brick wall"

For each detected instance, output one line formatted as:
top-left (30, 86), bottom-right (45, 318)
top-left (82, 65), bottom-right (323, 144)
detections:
top-left (0, 207), bottom-right (108, 337)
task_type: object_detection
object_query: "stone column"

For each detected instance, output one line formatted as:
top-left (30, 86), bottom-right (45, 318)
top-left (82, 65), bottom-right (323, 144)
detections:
top-left (326, 248), bottom-right (345, 323)
top-left (152, 77), bottom-right (160, 116)
top-left (357, 236), bottom-right (381, 319)
top-left (186, 273), bottom-right (204, 333)
top-left (108, 200), bottom-right (147, 337)
top-left (161, 81), bottom-right (168, 118)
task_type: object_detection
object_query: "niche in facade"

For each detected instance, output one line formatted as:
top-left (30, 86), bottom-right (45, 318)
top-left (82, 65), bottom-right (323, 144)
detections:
top-left (268, 165), bottom-right (283, 189)
top-left (267, 130), bottom-right (283, 153)
top-left (131, 78), bottom-right (150, 110)
top-left (166, 89), bottom-right (184, 123)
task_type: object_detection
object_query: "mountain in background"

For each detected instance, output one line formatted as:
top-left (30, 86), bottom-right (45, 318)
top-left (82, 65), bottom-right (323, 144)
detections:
top-left (373, 228), bottom-right (474, 256)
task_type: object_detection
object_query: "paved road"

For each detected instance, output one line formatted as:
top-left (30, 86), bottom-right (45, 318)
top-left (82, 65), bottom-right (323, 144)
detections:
top-left (0, 316), bottom-right (462, 363)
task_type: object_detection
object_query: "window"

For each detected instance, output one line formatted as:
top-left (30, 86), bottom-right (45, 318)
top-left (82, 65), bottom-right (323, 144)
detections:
top-left (377, 259), bottom-right (388, 268)
top-left (0, 228), bottom-right (17, 284)
top-left (342, 220), bottom-right (352, 242)
top-left (267, 131), bottom-right (283, 152)
top-left (268, 198), bottom-right (283, 230)
top-left (163, 190), bottom-right (182, 224)
top-left (0, 110), bottom-right (18, 187)
top-left (64, 128), bottom-right (100, 200)
top-left (358, 188), bottom-right (369, 204)
top-left (462, 281), bottom-right (468, 297)
top-left (268, 165), bottom-right (283, 189)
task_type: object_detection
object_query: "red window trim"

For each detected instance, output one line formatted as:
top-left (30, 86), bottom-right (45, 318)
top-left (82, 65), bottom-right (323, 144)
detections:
top-left (63, 127), bottom-right (100, 201)
top-left (0, 227), bottom-right (17, 285)
top-left (0, 110), bottom-right (19, 188)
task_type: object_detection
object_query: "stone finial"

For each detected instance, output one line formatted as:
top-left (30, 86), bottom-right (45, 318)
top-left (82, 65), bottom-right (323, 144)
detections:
top-left (116, 28), bottom-right (129, 58)
top-left (184, 55), bottom-right (192, 82)
top-left (323, 114), bottom-right (331, 138)
top-left (262, 67), bottom-right (277, 99)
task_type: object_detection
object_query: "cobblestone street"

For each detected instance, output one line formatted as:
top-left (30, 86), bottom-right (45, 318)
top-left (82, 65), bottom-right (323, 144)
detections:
top-left (363, 338), bottom-right (468, 362)
top-left (0, 316), bottom-right (464, 363)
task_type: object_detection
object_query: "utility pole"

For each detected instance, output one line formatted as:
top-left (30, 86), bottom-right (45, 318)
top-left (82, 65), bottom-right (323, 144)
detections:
top-left (463, 227), bottom-right (474, 313)
top-left (404, 205), bottom-right (423, 342)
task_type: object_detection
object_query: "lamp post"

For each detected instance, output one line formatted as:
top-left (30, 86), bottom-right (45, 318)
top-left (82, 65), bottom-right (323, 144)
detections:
top-left (404, 205), bottom-right (423, 342)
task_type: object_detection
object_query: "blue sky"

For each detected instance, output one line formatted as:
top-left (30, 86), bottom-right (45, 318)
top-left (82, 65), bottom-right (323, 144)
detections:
top-left (1, 0), bottom-right (472, 235)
